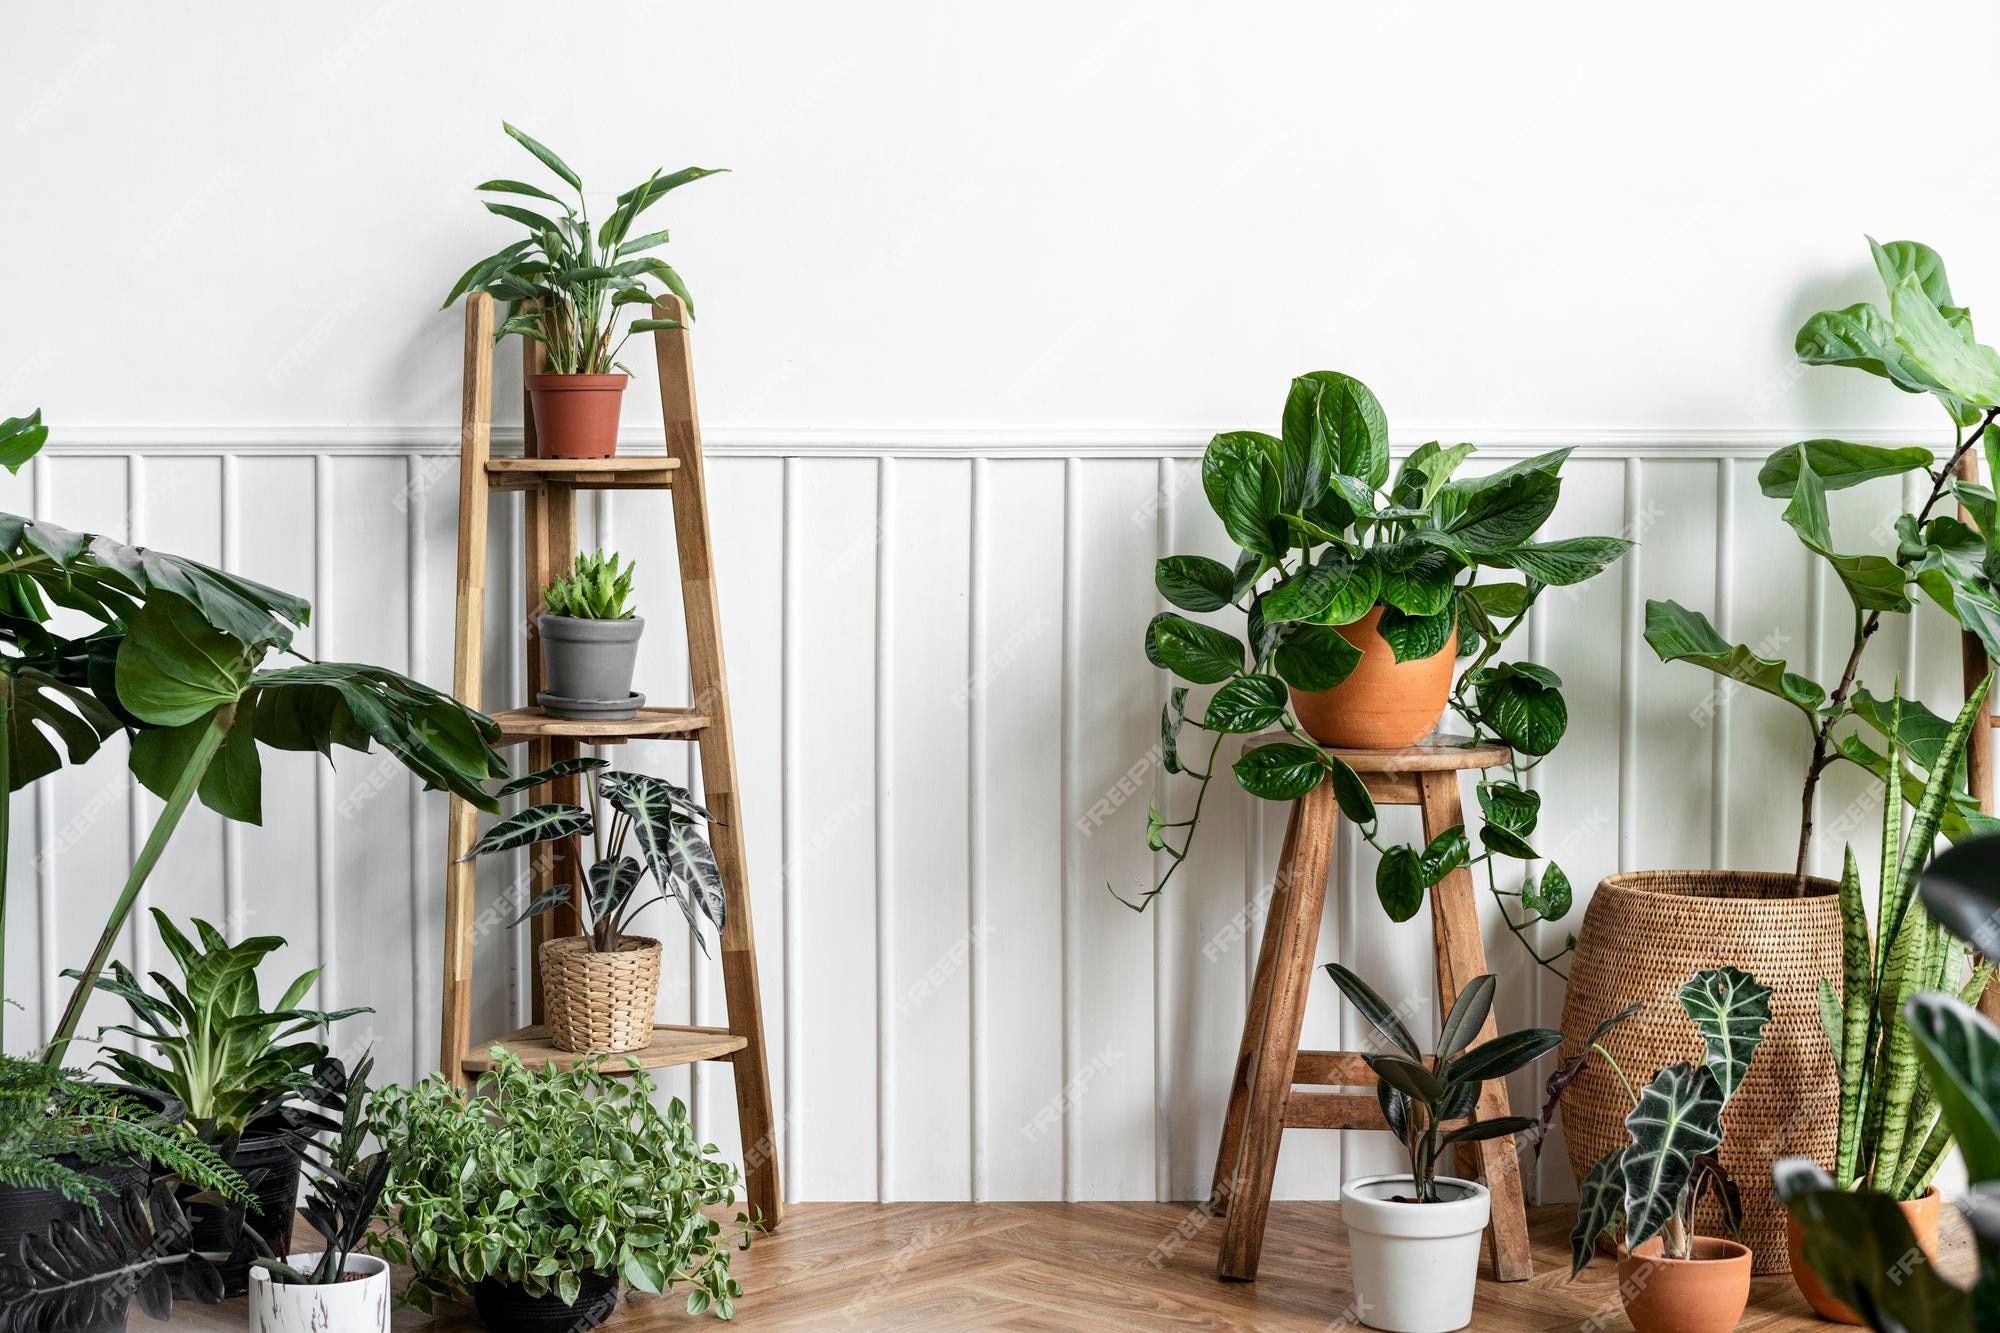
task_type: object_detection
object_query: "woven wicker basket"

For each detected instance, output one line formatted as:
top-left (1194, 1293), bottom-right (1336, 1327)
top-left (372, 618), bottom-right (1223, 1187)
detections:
top-left (1558, 871), bottom-right (1842, 1275)
top-left (540, 935), bottom-right (662, 1053)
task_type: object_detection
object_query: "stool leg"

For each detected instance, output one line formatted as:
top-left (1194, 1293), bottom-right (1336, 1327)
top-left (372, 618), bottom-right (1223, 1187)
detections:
top-left (1418, 769), bottom-right (1532, 1281)
top-left (1208, 798), bottom-right (1304, 1217)
top-left (1217, 781), bottom-right (1339, 1281)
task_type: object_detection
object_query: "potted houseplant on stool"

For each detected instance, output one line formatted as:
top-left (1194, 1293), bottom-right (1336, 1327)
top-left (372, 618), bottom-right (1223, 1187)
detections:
top-left (459, 758), bottom-right (724, 1053)
top-left (368, 1050), bottom-right (751, 1329)
top-left (1323, 965), bottom-right (1561, 1333)
top-left (1557, 967), bottom-right (1771, 1333)
top-left (442, 123), bottom-right (724, 459)
top-left (537, 550), bottom-right (644, 721)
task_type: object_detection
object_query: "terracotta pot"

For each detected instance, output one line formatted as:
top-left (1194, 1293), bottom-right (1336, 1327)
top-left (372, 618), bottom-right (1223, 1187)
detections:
top-left (1787, 1186), bottom-right (1940, 1323)
top-left (1616, 1236), bottom-right (1752, 1333)
top-left (1287, 607), bottom-right (1455, 749)
top-left (526, 373), bottom-right (627, 458)
top-left (1559, 871), bottom-right (1842, 1274)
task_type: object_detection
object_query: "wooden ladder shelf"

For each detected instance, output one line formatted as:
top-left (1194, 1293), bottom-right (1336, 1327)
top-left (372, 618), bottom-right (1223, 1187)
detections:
top-left (437, 291), bottom-right (782, 1229)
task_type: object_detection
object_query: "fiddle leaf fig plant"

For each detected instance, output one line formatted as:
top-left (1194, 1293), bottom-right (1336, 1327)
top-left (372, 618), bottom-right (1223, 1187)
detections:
top-left (1132, 372), bottom-right (1631, 976)
top-left (1647, 237), bottom-right (2000, 892)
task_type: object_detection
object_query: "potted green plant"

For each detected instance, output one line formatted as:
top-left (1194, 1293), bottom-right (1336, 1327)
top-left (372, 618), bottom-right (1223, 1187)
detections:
top-left (1554, 967), bottom-right (1769, 1333)
top-left (1562, 239), bottom-right (2000, 1271)
top-left (368, 1049), bottom-right (750, 1330)
top-left (67, 912), bottom-right (367, 1298)
top-left (459, 758), bottom-right (723, 1053)
top-left (537, 550), bottom-right (643, 720)
top-left (1321, 965), bottom-right (1560, 1333)
top-left (1136, 372), bottom-right (1631, 977)
top-left (246, 1054), bottom-right (391, 1333)
top-left (441, 124), bottom-right (724, 459)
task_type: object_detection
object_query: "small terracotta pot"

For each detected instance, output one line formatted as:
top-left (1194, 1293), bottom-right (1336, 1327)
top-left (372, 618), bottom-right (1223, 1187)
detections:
top-left (1616, 1236), bottom-right (1752, 1333)
top-left (526, 373), bottom-right (628, 459)
top-left (1288, 606), bottom-right (1455, 749)
top-left (1787, 1186), bottom-right (1939, 1323)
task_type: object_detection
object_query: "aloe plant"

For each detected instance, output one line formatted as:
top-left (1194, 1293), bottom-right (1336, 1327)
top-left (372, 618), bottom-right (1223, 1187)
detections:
top-left (1561, 966), bottom-right (1771, 1273)
top-left (543, 550), bottom-right (636, 620)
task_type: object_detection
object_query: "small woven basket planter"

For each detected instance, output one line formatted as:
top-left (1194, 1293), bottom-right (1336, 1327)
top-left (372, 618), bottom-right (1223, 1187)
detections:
top-left (540, 935), bottom-right (662, 1053)
top-left (1558, 871), bottom-right (1842, 1275)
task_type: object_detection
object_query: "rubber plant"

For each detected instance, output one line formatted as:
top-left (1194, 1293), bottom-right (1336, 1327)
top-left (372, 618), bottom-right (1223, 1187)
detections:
top-left (1777, 828), bottom-right (2000, 1330)
top-left (0, 412), bottom-right (509, 1059)
top-left (1132, 372), bottom-right (1632, 975)
top-left (1819, 680), bottom-right (1992, 1206)
top-left (1560, 967), bottom-right (1771, 1273)
top-left (1645, 238), bottom-right (2000, 892)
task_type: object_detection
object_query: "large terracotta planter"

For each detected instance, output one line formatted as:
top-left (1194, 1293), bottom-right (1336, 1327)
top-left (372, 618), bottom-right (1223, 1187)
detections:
top-left (526, 373), bottom-right (627, 458)
top-left (1787, 1186), bottom-right (1940, 1323)
top-left (1617, 1236), bottom-right (1752, 1333)
top-left (1558, 870), bottom-right (1842, 1275)
top-left (1288, 607), bottom-right (1455, 749)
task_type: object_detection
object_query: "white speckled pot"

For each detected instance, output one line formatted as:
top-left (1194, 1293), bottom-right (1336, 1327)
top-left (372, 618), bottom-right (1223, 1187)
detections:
top-left (246, 1253), bottom-right (390, 1333)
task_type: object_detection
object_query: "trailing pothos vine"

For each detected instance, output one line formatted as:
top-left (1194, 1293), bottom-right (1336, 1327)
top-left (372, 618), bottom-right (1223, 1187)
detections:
top-left (1121, 372), bottom-right (1631, 977)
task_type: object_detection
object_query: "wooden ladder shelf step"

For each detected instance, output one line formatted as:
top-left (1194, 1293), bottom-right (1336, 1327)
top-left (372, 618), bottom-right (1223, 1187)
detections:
top-left (438, 291), bottom-right (781, 1230)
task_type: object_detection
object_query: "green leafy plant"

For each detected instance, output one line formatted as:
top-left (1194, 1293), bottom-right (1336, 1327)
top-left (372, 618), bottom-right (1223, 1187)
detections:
top-left (1136, 372), bottom-right (1632, 975)
top-left (367, 1048), bottom-right (750, 1318)
top-left (460, 757), bottom-right (723, 953)
top-left (69, 911), bottom-right (365, 1139)
top-left (1560, 967), bottom-right (1771, 1273)
top-left (441, 123), bottom-right (724, 374)
top-left (1646, 238), bottom-right (2000, 891)
top-left (544, 550), bottom-right (636, 620)
top-left (1321, 965), bottom-right (1561, 1202)
top-left (253, 1054), bottom-right (388, 1286)
top-left (0, 414), bottom-right (511, 1062)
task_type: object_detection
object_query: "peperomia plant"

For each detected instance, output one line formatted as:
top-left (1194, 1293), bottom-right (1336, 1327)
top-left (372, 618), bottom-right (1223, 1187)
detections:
top-left (1647, 238), bottom-right (2000, 892)
top-left (1561, 967), bottom-right (1771, 1274)
top-left (442, 123), bottom-right (724, 375)
top-left (459, 757), bottom-right (723, 954)
top-left (544, 550), bottom-right (636, 620)
top-left (1323, 965), bottom-right (1561, 1202)
top-left (1132, 372), bottom-right (1632, 974)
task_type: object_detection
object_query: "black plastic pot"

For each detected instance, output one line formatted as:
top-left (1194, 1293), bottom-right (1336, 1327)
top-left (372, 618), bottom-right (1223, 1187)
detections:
top-left (181, 1117), bottom-right (301, 1299)
top-left (473, 1271), bottom-right (620, 1332)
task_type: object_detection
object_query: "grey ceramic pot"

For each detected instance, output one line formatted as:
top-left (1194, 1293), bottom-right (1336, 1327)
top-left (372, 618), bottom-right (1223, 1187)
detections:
top-left (538, 614), bottom-right (644, 716)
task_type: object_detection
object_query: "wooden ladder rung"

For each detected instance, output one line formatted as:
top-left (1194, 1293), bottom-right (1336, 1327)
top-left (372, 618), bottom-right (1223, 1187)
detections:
top-left (485, 456), bottom-right (679, 491)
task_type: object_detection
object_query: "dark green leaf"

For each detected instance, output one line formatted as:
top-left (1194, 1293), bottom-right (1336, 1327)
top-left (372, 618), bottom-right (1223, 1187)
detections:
top-left (1322, 961), bottom-right (1421, 1059)
top-left (1621, 1062), bottom-right (1724, 1251)
top-left (1202, 432), bottom-right (1286, 558)
top-left (1477, 780), bottom-right (1540, 835)
top-left (1376, 845), bottom-right (1425, 922)
top-left (1643, 599), bottom-right (1825, 717)
top-left (1260, 548), bottom-right (1380, 626)
top-left (1499, 537), bottom-right (1632, 587)
top-left (1902, 991), bottom-right (2000, 1181)
top-left (458, 803), bottom-right (591, 859)
top-left (1203, 673), bottom-right (1287, 734)
top-left (114, 595), bottom-right (256, 726)
top-left (1522, 863), bottom-right (1572, 921)
top-left (1469, 662), bottom-right (1567, 756)
top-left (1757, 440), bottom-right (1936, 498)
top-left (1160, 686), bottom-right (1188, 775)
top-left (1270, 622), bottom-right (1363, 692)
top-left (0, 409), bottom-right (48, 474)
top-left (1445, 1027), bottom-right (1564, 1087)
top-left (1678, 966), bottom-right (1772, 1103)
top-left (497, 755), bottom-right (610, 797)
top-left (1367, 1053), bottom-right (1445, 1105)
top-left (1155, 555), bottom-right (1236, 612)
top-left (1419, 825), bottom-right (1470, 885)
top-left (501, 122), bottom-right (582, 191)
top-left (1325, 752), bottom-right (1376, 824)
top-left (1436, 974), bottom-right (1496, 1061)
top-left (1377, 605), bottom-right (1453, 664)
top-left (1144, 613), bottom-right (1244, 684)
top-left (1570, 1148), bottom-right (1623, 1277)
top-left (1233, 742), bottom-right (1325, 801)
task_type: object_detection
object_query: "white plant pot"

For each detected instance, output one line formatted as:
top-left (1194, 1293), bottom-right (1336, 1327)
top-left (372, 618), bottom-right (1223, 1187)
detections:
top-left (246, 1253), bottom-right (391, 1333)
top-left (1339, 1174), bottom-right (1490, 1333)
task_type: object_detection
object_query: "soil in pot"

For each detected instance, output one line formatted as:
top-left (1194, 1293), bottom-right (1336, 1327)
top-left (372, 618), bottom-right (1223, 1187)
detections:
top-left (541, 934), bottom-right (663, 1053)
top-left (1288, 607), bottom-right (1455, 750)
top-left (1338, 1174), bottom-right (1489, 1333)
top-left (525, 373), bottom-right (628, 459)
top-left (181, 1118), bottom-right (301, 1299)
top-left (1787, 1185), bottom-right (1940, 1323)
top-left (1558, 870), bottom-right (1842, 1274)
top-left (1616, 1235), bottom-right (1752, 1333)
top-left (473, 1271), bottom-right (620, 1333)
top-left (248, 1253), bottom-right (391, 1333)
top-left (538, 614), bottom-right (644, 717)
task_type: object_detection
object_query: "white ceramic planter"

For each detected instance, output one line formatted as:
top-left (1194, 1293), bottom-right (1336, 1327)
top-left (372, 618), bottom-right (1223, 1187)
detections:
top-left (1339, 1174), bottom-right (1490, 1333)
top-left (246, 1253), bottom-right (391, 1333)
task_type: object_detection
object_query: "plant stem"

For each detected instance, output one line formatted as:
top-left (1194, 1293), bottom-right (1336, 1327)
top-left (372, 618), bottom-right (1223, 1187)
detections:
top-left (1592, 1042), bottom-right (1641, 1111)
top-left (43, 707), bottom-right (232, 1064)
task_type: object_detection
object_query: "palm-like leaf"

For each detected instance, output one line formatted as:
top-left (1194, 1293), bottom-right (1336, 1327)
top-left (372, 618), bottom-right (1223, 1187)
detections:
top-left (1620, 1062), bottom-right (1724, 1251)
top-left (1677, 965), bottom-right (1772, 1103)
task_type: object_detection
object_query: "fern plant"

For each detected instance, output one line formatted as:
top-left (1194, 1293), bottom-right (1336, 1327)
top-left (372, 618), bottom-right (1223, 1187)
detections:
top-left (543, 551), bottom-right (636, 620)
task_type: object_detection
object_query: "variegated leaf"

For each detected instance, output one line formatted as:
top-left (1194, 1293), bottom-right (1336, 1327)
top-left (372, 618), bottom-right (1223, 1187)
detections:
top-left (1621, 1062), bottom-right (1724, 1252)
top-left (1678, 965), bottom-right (1772, 1103)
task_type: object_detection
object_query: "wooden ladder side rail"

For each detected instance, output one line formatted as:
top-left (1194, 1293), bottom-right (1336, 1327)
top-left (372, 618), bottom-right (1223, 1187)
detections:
top-left (653, 293), bottom-right (784, 1228)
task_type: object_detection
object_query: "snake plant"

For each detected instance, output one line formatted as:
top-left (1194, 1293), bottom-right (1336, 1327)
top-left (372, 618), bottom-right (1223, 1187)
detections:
top-left (1819, 677), bottom-right (1993, 1203)
top-left (1561, 966), bottom-right (1772, 1274)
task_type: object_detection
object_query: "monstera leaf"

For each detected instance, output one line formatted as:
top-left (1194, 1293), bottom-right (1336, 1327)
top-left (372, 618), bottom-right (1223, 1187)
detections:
top-left (1677, 966), bottom-right (1772, 1103)
top-left (1620, 1061), bottom-right (1724, 1251)
top-left (0, 667), bottom-right (119, 791)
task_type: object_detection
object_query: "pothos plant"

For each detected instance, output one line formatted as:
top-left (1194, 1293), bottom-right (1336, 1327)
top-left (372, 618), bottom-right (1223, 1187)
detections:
top-left (1130, 372), bottom-right (1632, 974)
top-left (1647, 238), bottom-right (2000, 892)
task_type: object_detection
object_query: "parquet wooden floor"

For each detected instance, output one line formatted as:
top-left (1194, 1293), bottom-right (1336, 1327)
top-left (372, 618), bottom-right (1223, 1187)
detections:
top-left (145, 1201), bottom-right (1970, 1330)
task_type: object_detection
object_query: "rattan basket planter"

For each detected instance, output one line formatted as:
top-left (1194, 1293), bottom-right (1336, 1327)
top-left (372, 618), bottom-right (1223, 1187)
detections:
top-left (540, 935), bottom-right (663, 1053)
top-left (1557, 871), bottom-right (1842, 1275)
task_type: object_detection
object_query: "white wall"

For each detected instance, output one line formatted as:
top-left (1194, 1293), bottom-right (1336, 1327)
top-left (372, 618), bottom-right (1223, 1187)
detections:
top-left (2, 2), bottom-right (1993, 1203)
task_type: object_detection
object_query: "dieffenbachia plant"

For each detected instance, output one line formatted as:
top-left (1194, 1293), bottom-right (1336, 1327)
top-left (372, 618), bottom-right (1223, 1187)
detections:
top-left (1820, 681), bottom-right (1992, 1205)
top-left (0, 411), bottom-right (511, 1061)
top-left (1131, 372), bottom-right (1632, 974)
top-left (1564, 966), bottom-right (1771, 1274)
top-left (1777, 829), bottom-right (2000, 1331)
top-left (1646, 238), bottom-right (2000, 892)
top-left (1323, 965), bottom-right (1560, 1203)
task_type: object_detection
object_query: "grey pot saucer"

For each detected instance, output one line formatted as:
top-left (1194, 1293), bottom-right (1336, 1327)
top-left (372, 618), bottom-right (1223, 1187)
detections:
top-left (537, 690), bottom-right (646, 722)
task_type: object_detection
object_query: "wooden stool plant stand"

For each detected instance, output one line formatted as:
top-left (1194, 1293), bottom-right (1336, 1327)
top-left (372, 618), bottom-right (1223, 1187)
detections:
top-left (437, 291), bottom-right (781, 1229)
top-left (1207, 735), bottom-right (1529, 1282)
